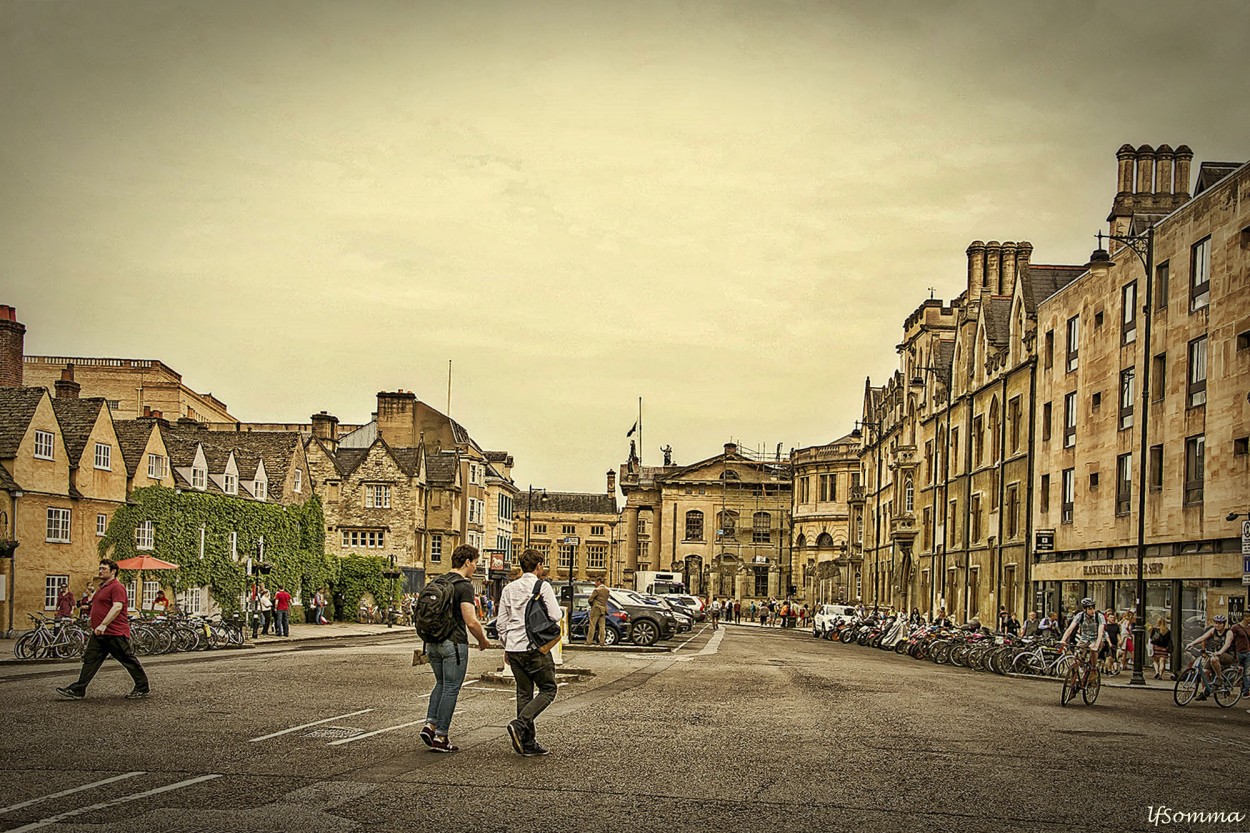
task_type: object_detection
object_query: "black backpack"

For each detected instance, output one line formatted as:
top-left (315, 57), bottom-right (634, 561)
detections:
top-left (525, 578), bottom-right (562, 650)
top-left (414, 573), bottom-right (461, 644)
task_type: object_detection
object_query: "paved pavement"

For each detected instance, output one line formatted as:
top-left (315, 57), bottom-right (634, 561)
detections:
top-left (1, 624), bottom-right (1246, 832)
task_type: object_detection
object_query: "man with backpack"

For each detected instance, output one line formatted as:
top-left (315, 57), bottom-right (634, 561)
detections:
top-left (496, 548), bottom-right (564, 757)
top-left (415, 545), bottom-right (491, 753)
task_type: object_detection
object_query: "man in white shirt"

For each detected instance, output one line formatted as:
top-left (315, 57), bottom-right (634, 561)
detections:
top-left (496, 548), bottom-right (564, 757)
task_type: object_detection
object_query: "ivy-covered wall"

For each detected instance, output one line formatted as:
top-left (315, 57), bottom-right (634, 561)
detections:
top-left (99, 487), bottom-right (399, 619)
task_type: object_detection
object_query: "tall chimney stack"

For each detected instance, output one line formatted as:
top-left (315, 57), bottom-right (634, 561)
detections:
top-left (1116, 144), bottom-right (1136, 194)
top-left (1173, 145), bottom-right (1194, 198)
top-left (54, 363), bottom-right (80, 400)
top-left (1154, 144), bottom-right (1174, 195)
top-left (1135, 144), bottom-right (1155, 194)
top-left (0, 305), bottom-right (25, 387)
top-left (606, 469), bottom-right (616, 495)
top-left (966, 241), bottom-right (986, 303)
top-left (985, 242), bottom-right (1001, 294)
top-left (1000, 242), bottom-right (1017, 295)
top-left (311, 410), bottom-right (340, 448)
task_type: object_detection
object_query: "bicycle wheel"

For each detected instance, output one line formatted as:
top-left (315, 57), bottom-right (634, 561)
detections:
top-left (1173, 667), bottom-right (1200, 706)
top-left (1214, 669), bottom-right (1243, 708)
top-left (1061, 664), bottom-right (1081, 706)
top-left (56, 630), bottom-right (87, 659)
top-left (1082, 666), bottom-right (1101, 705)
top-left (14, 631), bottom-right (40, 660)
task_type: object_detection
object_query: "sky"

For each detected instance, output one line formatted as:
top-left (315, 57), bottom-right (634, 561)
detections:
top-left (2, 0), bottom-right (1248, 493)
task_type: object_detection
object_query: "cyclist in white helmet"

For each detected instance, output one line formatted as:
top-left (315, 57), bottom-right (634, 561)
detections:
top-left (1185, 614), bottom-right (1234, 701)
top-left (1060, 598), bottom-right (1106, 655)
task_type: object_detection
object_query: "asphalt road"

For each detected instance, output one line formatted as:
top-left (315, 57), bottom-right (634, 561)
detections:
top-left (1, 625), bottom-right (1247, 833)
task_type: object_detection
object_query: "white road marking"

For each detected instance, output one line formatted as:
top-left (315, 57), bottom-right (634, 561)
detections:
top-left (248, 709), bottom-right (375, 742)
top-left (326, 719), bottom-right (427, 746)
top-left (3, 774), bottom-right (221, 833)
top-left (0, 772), bottom-right (145, 815)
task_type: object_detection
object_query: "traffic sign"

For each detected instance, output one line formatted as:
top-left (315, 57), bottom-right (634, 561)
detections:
top-left (1242, 521), bottom-right (1250, 556)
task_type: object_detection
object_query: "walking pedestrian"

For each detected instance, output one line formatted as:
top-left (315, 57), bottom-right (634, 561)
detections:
top-left (259, 588), bottom-right (273, 635)
top-left (416, 545), bottom-right (491, 753)
top-left (733, 599), bottom-right (742, 624)
top-left (710, 597), bottom-right (721, 630)
top-left (587, 577), bottom-right (610, 646)
top-left (56, 560), bottom-right (150, 700)
top-left (1231, 611), bottom-right (1250, 696)
top-left (55, 584), bottom-right (75, 620)
top-left (1149, 616), bottom-right (1172, 680)
top-left (497, 548), bottom-right (563, 757)
top-left (273, 585), bottom-right (291, 636)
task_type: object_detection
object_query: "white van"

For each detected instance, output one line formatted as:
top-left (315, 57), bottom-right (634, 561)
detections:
top-left (813, 604), bottom-right (858, 636)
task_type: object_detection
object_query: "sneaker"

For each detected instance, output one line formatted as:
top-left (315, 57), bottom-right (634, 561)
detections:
top-left (55, 687), bottom-right (84, 700)
top-left (522, 742), bottom-right (550, 757)
top-left (506, 720), bottom-right (526, 755)
top-left (419, 724), bottom-right (435, 748)
top-left (1195, 692), bottom-right (1209, 701)
top-left (429, 736), bottom-right (459, 753)
top-left (124, 689), bottom-right (150, 699)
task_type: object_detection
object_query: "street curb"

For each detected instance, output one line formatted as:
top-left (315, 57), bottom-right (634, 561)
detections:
top-left (565, 643), bottom-right (669, 654)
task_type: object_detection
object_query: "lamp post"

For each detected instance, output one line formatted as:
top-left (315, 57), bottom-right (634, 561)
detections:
top-left (0, 504), bottom-right (18, 639)
top-left (522, 485), bottom-right (548, 548)
top-left (381, 554), bottom-right (402, 629)
top-left (250, 538), bottom-right (271, 640)
top-left (1086, 225), bottom-right (1154, 686)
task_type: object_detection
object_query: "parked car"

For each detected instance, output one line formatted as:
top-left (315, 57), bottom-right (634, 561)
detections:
top-left (484, 598), bottom-right (629, 647)
top-left (608, 589), bottom-right (677, 646)
top-left (813, 604), bottom-right (859, 637)
top-left (663, 594), bottom-right (707, 622)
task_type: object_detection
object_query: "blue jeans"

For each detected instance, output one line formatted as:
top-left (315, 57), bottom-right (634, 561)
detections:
top-left (1238, 651), bottom-right (1250, 694)
top-left (274, 610), bottom-right (289, 636)
top-left (426, 640), bottom-right (469, 735)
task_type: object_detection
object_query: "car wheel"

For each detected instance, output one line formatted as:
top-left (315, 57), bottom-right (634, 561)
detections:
top-left (631, 619), bottom-right (659, 647)
top-left (605, 627), bottom-right (620, 646)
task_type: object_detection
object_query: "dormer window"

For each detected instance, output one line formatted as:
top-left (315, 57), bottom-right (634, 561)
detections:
top-left (34, 430), bottom-right (54, 460)
top-left (294, 469), bottom-right (303, 493)
top-left (192, 467), bottom-right (206, 490)
top-left (147, 453), bottom-right (167, 479)
top-left (224, 473), bottom-right (237, 495)
top-left (254, 480), bottom-right (267, 501)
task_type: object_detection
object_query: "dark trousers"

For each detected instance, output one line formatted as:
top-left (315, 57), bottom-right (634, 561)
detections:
top-left (68, 635), bottom-right (149, 695)
top-left (507, 649), bottom-right (557, 743)
top-left (260, 610), bottom-right (271, 635)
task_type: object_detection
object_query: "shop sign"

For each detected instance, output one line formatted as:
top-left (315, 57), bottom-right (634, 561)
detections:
top-left (1035, 530), bottom-right (1055, 552)
top-left (1082, 561), bottom-right (1165, 577)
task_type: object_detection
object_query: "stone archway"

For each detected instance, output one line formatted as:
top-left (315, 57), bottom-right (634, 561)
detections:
top-left (683, 554), bottom-right (704, 595)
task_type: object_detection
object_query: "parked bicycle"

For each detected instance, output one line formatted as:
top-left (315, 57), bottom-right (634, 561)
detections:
top-left (13, 614), bottom-right (88, 659)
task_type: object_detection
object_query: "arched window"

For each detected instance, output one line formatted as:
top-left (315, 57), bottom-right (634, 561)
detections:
top-left (816, 532), bottom-right (835, 548)
top-left (989, 397), bottom-right (1001, 462)
top-left (720, 469), bottom-right (740, 480)
top-left (717, 510), bottom-right (738, 539)
top-left (684, 510), bottom-right (704, 541)
top-left (752, 512), bottom-right (771, 543)
top-left (795, 533), bottom-right (807, 549)
top-left (905, 475), bottom-right (914, 513)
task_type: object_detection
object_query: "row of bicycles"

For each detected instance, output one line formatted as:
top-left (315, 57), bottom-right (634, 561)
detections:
top-left (816, 614), bottom-right (1246, 709)
top-left (12, 612), bottom-right (246, 659)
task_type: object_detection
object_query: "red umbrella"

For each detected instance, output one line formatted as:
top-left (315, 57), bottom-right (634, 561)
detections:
top-left (114, 556), bottom-right (179, 613)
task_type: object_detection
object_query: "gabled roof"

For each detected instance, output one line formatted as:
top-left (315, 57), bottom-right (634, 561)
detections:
top-left (521, 491), bottom-right (617, 516)
top-left (0, 462), bottom-right (20, 491)
top-left (160, 426), bottom-right (303, 501)
top-left (113, 420), bottom-right (160, 477)
top-left (1020, 264), bottom-right (1085, 314)
top-left (424, 450), bottom-right (460, 486)
top-left (1194, 161), bottom-right (1242, 196)
top-left (50, 398), bottom-right (108, 465)
top-left (0, 387), bottom-right (47, 459)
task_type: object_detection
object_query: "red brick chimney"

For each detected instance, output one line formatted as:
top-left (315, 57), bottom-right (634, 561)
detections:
top-left (54, 364), bottom-right (81, 400)
top-left (0, 305), bottom-right (25, 387)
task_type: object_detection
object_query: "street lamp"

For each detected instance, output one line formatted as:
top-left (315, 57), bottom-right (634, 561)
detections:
top-left (250, 538), bottom-right (272, 640)
top-left (522, 485), bottom-right (548, 548)
top-left (1086, 224), bottom-right (1154, 686)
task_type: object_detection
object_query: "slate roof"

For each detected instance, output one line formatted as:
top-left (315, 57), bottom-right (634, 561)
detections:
top-left (337, 420), bottom-right (377, 449)
top-left (934, 341), bottom-right (955, 386)
top-left (1194, 161), bottom-right (1243, 196)
top-left (50, 398), bottom-right (107, 465)
top-left (1020, 264), bottom-right (1085, 314)
top-left (0, 387), bottom-right (46, 459)
top-left (424, 450), bottom-right (460, 486)
top-left (519, 490), bottom-right (617, 516)
top-left (0, 463), bottom-right (19, 492)
top-left (334, 447), bottom-right (370, 477)
top-left (484, 451), bottom-right (511, 464)
top-left (160, 426), bottom-right (304, 502)
top-left (113, 420), bottom-right (159, 477)
top-left (982, 297), bottom-right (1013, 348)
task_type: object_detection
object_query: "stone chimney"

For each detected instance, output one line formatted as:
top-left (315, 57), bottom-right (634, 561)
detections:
top-left (984, 241), bottom-right (1001, 295)
top-left (966, 241), bottom-right (986, 304)
top-left (54, 364), bottom-right (80, 400)
top-left (1116, 144), bottom-right (1135, 194)
top-left (176, 416), bottom-right (203, 429)
top-left (311, 410), bottom-right (339, 448)
top-left (1155, 144), bottom-right (1174, 195)
top-left (606, 469), bottom-right (616, 495)
top-left (1135, 144), bottom-right (1155, 193)
top-left (376, 391), bottom-right (417, 447)
top-left (1107, 142), bottom-right (1193, 238)
top-left (1173, 145), bottom-right (1193, 198)
top-left (999, 242), bottom-right (1017, 295)
top-left (1015, 242), bottom-right (1033, 281)
top-left (0, 305), bottom-right (25, 388)
top-left (724, 442), bottom-right (738, 456)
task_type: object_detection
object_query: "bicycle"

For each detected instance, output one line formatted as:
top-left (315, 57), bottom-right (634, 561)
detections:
top-left (1060, 643), bottom-right (1101, 706)
top-left (1174, 650), bottom-right (1243, 708)
top-left (13, 614), bottom-right (88, 659)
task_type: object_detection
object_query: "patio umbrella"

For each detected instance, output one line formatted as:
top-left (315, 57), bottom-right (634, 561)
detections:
top-left (114, 556), bottom-right (180, 612)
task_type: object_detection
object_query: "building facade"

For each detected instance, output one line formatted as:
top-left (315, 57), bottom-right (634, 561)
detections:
top-left (790, 434), bottom-right (858, 604)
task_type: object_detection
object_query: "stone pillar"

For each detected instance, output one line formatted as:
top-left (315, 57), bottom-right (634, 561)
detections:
top-left (1135, 144), bottom-right (1155, 194)
top-left (623, 505), bottom-right (639, 573)
top-left (768, 564), bottom-right (780, 598)
top-left (0, 305), bottom-right (25, 388)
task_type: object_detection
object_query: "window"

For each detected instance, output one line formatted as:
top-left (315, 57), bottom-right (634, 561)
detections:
top-left (1006, 484), bottom-right (1020, 539)
top-left (798, 476), bottom-right (810, 504)
top-left (558, 543), bottom-right (575, 569)
top-left (1149, 445), bottom-right (1163, 492)
top-left (1042, 403), bottom-right (1052, 442)
top-left (192, 466), bottom-right (206, 490)
top-left (562, 524), bottom-right (576, 535)
top-left (34, 430), bottom-right (54, 460)
top-left (1066, 316), bottom-right (1080, 372)
top-left (341, 529), bottom-right (385, 549)
top-left (685, 510), bottom-right (704, 541)
top-left (590, 525), bottom-right (605, 536)
top-left (904, 476), bottom-right (914, 513)
top-left (1116, 454), bottom-right (1132, 516)
top-left (924, 441), bottom-right (934, 484)
top-left (1190, 237), bottom-right (1211, 312)
top-left (970, 494), bottom-right (982, 542)
top-left (1236, 437), bottom-right (1250, 457)
top-left (147, 453), bottom-right (167, 479)
top-left (1119, 369), bottom-right (1135, 430)
top-left (96, 513), bottom-right (107, 536)
top-left (587, 544), bottom-right (607, 569)
top-left (142, 581), bottom-right (160, 611)
top-left (1061, 469), bottom-right (1075, 524)
top-left (294, 469), bottom-right (303, 493)
top-left (179, 587), bottom-right (203, 615)
top-left (230, 531), bottom-right (238, 561)
top-left (94, 443), bottom-right (111, 470)
top-left (973, 415), bottom-right (984, 467)
top-left (947, 499), bottom-right (958, 544)
top-left (1089, 471), bottom-right (1100, 489)
top-left (44, 575), bottom-right (69, 611)
top-left (365, 484), bottom-right (391, 509)
top-left (1063, 392), bottom-right (1077, 448)
top-left (1187, 337), bottom-right (1207, 408)
top-left (717, 511), bottom-right (737, 539)
top-left (223, 473), bottom-right (237, 495)
top-left (1040, 474), bottom-right (1050, 513)
top-left (430, 534), bottom-right (443, 562)
top-left (46, 508), bottom-right (71, 543)
top-left (1044, 329), bottom-right (1054, 369)
top-left (753, 512), bottom-right (771, 544)
top-left (951, 429), bottom-right (960, 474)
top-left (1092, 392), bottom-right (1101, 410)
top-left (135, 520), bottom-right (155, 550)
top-left (819, 474), bottom-right (836, 502)
top-left (637, 518), bottom-right (647, 536)
top-left (639, 541), bottom-right (649, 560)
top-left (1155, 261), bottom-right (1169, 309)
top-left (922, 507), bottom-right (932, 551)
top-left (1152, 353), bottom-right (1167, 402)
top-left (1008, 396), bottom-right (1021, 453)
top-left (1121, 281), bottom-right (1137, 344)
top-left (106, 400), bottom-right (121, 410)
top-left (533, 523), bottom-right (547, 534)
top-left (1184, 435), bottom-right (1204, 506)
top-left (254, 480), bottom-right (267, 501)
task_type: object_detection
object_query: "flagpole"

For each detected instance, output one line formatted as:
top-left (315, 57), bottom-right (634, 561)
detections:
top-left (638, 397), bottom-right (643, 467)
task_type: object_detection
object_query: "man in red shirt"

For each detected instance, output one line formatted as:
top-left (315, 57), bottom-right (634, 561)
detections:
top-left (56, 560), bottom-right (150, 700)
top-left (273, 585), bottom-right (292, 637)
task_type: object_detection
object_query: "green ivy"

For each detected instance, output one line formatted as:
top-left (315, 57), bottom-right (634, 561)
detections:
top-left (333, 553), bottom-right (401, 617)
top-left (100, 487), bottom-right (326, 616)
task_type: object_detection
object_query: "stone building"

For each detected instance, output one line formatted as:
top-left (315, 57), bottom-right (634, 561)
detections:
top-left (619, 442), bottom-right (792, 600)
top-left (515, 473), bottom-right (619, 585)
top-left (790, 434), bottom-right (859, 604)
top-left (1032, 147), bottom-right (1250, 651)
top-left (23, 354), bottom-right (233, 422)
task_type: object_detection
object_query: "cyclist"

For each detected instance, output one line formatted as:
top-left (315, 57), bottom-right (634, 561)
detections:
top-left (1184, 614), bottom-right (1234, 701)
top-left (1232, 611), bottom-right (1250, 698)
top-left (1059, 598), bottom-right (1106, 659)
